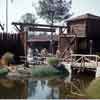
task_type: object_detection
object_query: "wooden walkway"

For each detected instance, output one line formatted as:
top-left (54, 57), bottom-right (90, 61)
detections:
top-left (68, 54), bottom-right (100, 69)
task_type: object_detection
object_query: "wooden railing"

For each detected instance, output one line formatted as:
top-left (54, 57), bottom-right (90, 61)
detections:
top-left (70, 54), bottom-right (100, 68)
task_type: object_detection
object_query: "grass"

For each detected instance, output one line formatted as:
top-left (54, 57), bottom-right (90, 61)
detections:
top-left (86, 78), bottom-right (100, 99)
top-left (47, 57), bottom-right (59, 66)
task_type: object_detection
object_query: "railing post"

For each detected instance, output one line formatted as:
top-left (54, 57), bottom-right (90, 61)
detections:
top-left (82, 56), bottom-right (85, 68)
top-left (83, 56), bottom-right (85, 68)
top-left (96, 56), bottom-right (98, 67)
top-left (71, 54), bottom-right (73, 65)
top-left (81, 57), bottom-right (82, 67)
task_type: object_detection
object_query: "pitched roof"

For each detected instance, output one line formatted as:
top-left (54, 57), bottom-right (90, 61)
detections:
top-left (67, 13), bottom-right (100, 22)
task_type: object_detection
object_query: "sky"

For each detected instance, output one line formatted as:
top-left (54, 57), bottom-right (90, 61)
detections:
top-left (0, 0), bottom-right (100, 32)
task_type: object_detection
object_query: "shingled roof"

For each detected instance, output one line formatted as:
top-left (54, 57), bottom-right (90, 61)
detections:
top-left (67, 13), bottom-right (100, 22)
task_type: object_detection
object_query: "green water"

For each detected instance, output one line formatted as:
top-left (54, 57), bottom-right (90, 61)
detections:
top-left (0, 73), bottom-right (94, 99)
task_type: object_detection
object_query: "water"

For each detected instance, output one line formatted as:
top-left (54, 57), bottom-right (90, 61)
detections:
top-left (0, 74), bottom-right (94, 99)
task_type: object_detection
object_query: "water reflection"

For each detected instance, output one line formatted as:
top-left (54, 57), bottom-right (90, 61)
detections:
top-left (27, 75), bottom-right (94, 99)
top-left (28, 80), bottom-right (53, 99)
top-left (0, 79), bottom-right (28, 99)
top-left (0, 74), bottom-right (95, 99)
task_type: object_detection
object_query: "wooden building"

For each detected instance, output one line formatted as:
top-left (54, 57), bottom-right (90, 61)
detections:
top-left (59, 13), bottom-right (100, 56)
top-left (27, 35), bottom-right (58, 53)
top-left (12, 22), bottom-right (66, 54)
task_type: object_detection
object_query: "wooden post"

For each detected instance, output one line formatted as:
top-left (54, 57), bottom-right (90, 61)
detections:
top-left (89, 40), bottom-right (93, 54)
top-left (83, 57), bottom-right (85, 68)
top-left (96, 56), bottom-right (98, 67)
top-left (24, 31), bottom-right (28, 67)
top-left (81, 57), bottom-right (82, 67)
top-left (71, 54), bottom-right (73, 65)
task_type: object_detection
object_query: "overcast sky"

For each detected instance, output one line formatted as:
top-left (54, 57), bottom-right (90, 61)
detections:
top-left (0, 0), bottom-right (100, 32)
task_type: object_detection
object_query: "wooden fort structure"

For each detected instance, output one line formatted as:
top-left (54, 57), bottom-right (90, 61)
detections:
top-left (0, 33), bottom-right (24, 63)
top-left (12, 22), bottom-right (67, 54)
top-left (1, 13), bottom-right (100, 66)
top-left (59, 13), bottom-right (100, 73)
top-left (59, 13), bottom-right (100, 58)
top-left (10, 22), bottom-right (67, 64)
top-left (11, 13), bottom-right (100, 59)
top-left (27, 35), bottom-right (58, 53)
top-left (0, 22), bottom-right (67, 64)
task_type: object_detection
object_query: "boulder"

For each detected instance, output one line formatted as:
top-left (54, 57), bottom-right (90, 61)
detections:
top-left (54, 63), bottom-right (69, 75)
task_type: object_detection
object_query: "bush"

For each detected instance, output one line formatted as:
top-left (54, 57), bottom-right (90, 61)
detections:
top-left (47, 57), bottom-right (59, 66)
top-left (0, 68), bottom-right (9, 76)
top-left (1, 52), bottom-right (14, 66)
top-left (32, 66), bottom-right (62, 77)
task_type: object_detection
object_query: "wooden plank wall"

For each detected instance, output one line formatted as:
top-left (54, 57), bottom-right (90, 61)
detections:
top-left (0, 33), bottom-right (24, 63)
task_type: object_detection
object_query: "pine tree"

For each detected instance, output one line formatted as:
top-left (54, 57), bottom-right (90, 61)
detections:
top-left (36, 0), bottom-right (72, 24)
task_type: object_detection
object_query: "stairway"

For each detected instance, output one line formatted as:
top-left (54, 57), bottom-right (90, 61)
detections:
top-left (60, 36), bottom-right (76, 62)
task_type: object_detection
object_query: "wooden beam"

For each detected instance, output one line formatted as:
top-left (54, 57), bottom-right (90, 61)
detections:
top-left (12, 22), bottom-right (67, 28)
top-left (59, 34), bottom-right (76, 38)
top-left (71, 54), bottom-right (99, 57)
top-left (29, 27), bottom-right (55, 32)
top-left (0, 24), bottom-right (4, 31)
top-left (15, 25), bottom-right (22, 32)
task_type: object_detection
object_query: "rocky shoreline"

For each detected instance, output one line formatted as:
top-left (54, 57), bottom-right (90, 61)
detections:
top-left (0, 64), bottom-right (69, 79)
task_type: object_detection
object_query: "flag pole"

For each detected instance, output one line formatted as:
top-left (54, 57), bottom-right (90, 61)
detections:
top-left (6, 0), bottom-right (8, 33)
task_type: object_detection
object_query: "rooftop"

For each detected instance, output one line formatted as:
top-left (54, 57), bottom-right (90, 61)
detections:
top-left (67, 13), bottom-right (100, 22)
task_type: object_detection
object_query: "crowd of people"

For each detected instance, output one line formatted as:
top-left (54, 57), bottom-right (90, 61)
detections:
top-left (27, 47), bottom-right (49, 64)
top-left (27, 47), bottom-right (74, 63)
top-left (32, 48), bottom-right (48, 57)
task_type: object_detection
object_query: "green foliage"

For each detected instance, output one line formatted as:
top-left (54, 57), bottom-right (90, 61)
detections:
top-left (47, 57), bottom-right (59, 66)
top-left (2, 52), bottom-right (14, 66)
top-left (0, 68), bottom-right (8, 76)
top-left (37, 0), bottom-right (72, 23)
top-left (32, 66), bottom-right (61, 77)
top-left (86, 78), bottom-right (100, 98)
top-left (20, 13), bottom-right (36, 23)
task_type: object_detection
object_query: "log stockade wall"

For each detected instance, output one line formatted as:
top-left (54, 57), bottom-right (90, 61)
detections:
top-left (0, 33), bottom-right (24, 63)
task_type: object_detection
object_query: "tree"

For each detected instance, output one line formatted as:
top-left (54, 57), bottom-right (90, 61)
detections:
top-left (20, 13), bottom-right (36, 24)
top-left (19, 13), bottom-right (36, 32)
top-left (36, 0), bottom-right (72, 24)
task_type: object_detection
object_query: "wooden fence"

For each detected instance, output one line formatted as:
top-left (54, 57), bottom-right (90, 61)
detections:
top-left (0, 33), bottom-right (24, 63)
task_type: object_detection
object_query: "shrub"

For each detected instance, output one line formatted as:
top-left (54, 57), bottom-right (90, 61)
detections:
top-left (1, 52), bottom-right (14, 66)
top-left (0, 68), bottom-right (9, 76)
top-left (32, 66), bottom-right (61, 77)
top-left (47, 57), bottom-right (59, 66)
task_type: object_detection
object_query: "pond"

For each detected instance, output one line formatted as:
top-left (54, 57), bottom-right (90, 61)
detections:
top-left (0, 73), bottom-right (95, 99)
